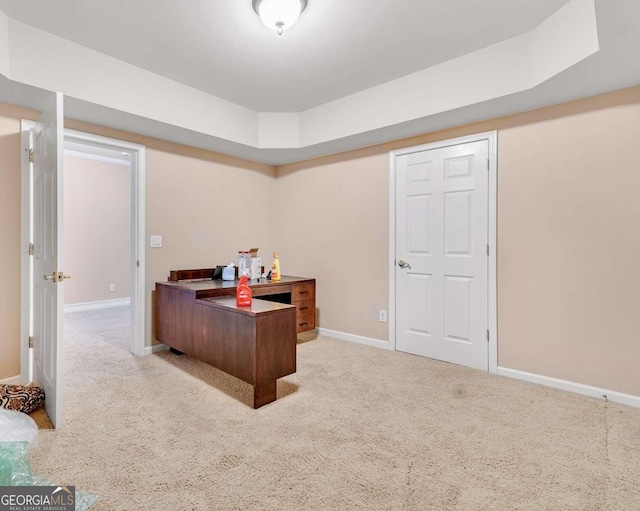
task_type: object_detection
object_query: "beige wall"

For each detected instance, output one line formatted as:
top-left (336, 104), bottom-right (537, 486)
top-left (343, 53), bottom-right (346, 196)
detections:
top-left (277, 86), bottom-right (640, 397)
top-left (64, 120), bottom-right (279, 349)
top-left (143, 146), bottom-right (277, 347)
top-left (0, 104), bottom-right (37, 379)
top-left (497, 95), bottom-right (640, 397)
top-left (1, 87), bottom-right (639, 398)
top-left (63, 155), bottom-right (131, 305)
top-left (274, 154), bottom-right (390, 341)
top-left (0, 110), bottom-right (276, 379)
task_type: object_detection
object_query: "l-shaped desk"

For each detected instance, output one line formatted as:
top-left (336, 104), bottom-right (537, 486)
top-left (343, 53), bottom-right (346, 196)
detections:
top-left (154, 275), bottom-right (316, 407)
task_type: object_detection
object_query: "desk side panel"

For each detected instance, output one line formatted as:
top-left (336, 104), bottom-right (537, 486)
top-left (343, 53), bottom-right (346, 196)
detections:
top-left (193, 303), bottom-right (257, 385)
top-left (255, 310), bottom-right (297, 383)
top-left (173, 289), bottom-right (198, 354)
top-left (156, 285), bottom-right (199, 353)
top-left (156, 285), bottom-right (177, 346)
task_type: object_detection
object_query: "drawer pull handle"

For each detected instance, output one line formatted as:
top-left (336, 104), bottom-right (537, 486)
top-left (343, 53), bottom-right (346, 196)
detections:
top-left (299, 290), bottom-right (309, 295)
top-left (299, 307), bottom-right (309, 311)
top-left (299, 322), bottom-right (309, 327)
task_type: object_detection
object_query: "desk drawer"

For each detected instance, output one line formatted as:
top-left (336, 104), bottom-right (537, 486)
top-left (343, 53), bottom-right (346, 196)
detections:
top-left (296, 312), bottom-right (315, 333)
top-left (292, 283), bottom-right (315, 302)
top-left (295, 299), bottom-right (315, 317)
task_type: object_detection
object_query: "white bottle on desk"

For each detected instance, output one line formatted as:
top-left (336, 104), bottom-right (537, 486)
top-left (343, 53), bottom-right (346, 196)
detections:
top-left (238, 251), bottom-right (251, 278)
top-left (251, 257), bottom-right (262, 280)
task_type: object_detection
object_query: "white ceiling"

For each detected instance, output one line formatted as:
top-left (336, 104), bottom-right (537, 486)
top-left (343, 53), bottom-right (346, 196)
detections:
top-left (0, 0), bottom-right (639, 165)
top-left (0, 0), bottom-right (570, 112)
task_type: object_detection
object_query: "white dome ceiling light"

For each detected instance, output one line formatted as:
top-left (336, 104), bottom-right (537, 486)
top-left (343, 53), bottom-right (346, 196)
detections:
top-left (252, 0), bottom-right (308, 35)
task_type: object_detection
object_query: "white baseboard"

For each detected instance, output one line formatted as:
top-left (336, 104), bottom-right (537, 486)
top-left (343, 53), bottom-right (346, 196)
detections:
top-left (144, 343), bottom-right (169, 355)
top-left (0, 375), bottom-right (22, 385)
top-left (64, 298), bottom-right (131, 313)
top-left (317, 328), bottom-right (391, 351)
top-left (497, 367), bottom-right (640, 409)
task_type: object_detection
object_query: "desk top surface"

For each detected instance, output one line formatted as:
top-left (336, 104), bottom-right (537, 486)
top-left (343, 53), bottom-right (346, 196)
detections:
top-left (197, 297), bottom-right (296, 317)
top-left (156, 275), bottom-right (314, 293)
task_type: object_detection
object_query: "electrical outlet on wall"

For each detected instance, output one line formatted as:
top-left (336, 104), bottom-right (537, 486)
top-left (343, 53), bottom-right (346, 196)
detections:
top-left (379, 310), bottom-right (388, 323)
top-left (109, 283), bottom-right (115, 292)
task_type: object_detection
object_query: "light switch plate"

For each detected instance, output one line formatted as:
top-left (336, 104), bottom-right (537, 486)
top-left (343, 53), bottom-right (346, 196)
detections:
top-left (150, 235), bottom-right (163, 248)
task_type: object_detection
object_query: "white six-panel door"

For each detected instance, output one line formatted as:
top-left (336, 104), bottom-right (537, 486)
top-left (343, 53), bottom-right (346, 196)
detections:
top-left (395, 140), bottom-right (489, 370)
top-left (32, 92), bottom-right (64, 428)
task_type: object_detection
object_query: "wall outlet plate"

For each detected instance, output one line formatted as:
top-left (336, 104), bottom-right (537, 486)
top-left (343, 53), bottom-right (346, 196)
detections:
top-left (379, 310), bottom-right (388, 323)
top-left (150, 235), bottom-right (163, 248)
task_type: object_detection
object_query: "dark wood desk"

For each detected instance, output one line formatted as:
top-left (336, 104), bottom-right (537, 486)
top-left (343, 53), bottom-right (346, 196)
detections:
top-left (156, 275), bottom-right (316, 333)
top-left (154, 275), bottom-right (315, 407)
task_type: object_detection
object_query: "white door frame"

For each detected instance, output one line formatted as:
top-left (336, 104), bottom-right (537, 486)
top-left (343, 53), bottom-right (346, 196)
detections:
top-left (20, 120), bottom-right (35, 383)
top-left (20, 126), bottom-right (147, 382)
top-left (388, 131), bottom-right (498, 374)
top-left (64, 129), bottom-right (147, 357)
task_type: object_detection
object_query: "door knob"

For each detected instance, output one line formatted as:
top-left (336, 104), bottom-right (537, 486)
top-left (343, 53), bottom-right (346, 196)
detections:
top-left (397, 260), bottom-right (411, 269)
top-left (43, 272), bottom-right (71, 283)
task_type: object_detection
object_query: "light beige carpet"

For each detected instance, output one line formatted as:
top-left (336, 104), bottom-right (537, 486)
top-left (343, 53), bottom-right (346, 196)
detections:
top-left (28, 308), bottom-right (640, 510)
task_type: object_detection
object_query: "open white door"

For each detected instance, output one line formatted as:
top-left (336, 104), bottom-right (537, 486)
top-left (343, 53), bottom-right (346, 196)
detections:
top-left (32, 92), bottom-right (65, 428)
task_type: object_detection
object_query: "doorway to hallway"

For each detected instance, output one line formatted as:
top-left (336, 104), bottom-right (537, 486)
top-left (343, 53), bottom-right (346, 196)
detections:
top-left (63, 143), bottom-right (133, 353)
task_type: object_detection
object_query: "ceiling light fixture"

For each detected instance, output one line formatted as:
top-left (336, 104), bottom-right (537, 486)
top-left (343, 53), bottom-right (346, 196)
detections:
top-left (252, 0), bottom-right (308, 36)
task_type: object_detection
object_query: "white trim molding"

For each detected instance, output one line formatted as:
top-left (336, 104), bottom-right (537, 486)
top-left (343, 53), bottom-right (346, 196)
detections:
top-left (144, 343), bottom-right (169, 355)
top-left (63, 298), bottom-right (131, 313)
top-left (388, 131), bottom-right (498, 373)
top-left (317, 328), bottom-right (391, 351)
top-left (64, 149), bottom-right (131, 166)
top-left (0, 375), bottom-right (22, 385)
top-left (498, 367), bottom-right (640, 409)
